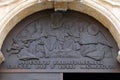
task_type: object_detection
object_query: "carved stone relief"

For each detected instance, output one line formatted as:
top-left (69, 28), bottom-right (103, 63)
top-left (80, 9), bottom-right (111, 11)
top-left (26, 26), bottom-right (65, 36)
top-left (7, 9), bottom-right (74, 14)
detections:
top-left (0, 10), bottom-right (119, 72)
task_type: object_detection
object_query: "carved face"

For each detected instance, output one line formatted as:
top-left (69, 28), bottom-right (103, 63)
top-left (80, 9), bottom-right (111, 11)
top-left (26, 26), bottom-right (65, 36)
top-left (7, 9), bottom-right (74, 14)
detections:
top-left (87, 24), bottom-right (99, 36)
top-left (50, 12), bottom-right (63, 29)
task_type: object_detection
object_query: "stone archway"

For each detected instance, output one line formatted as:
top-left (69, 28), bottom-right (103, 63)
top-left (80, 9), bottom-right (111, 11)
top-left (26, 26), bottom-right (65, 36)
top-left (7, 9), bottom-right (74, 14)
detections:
top-left (0, 9), bottom-right (120, 80)
top-left (0, 1), bottom-right (120, 79)
top-left (0, 8), bottom-right (120, 71)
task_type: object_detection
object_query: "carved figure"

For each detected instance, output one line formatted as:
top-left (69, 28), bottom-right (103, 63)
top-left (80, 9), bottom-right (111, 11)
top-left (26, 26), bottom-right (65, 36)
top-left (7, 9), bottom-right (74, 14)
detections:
top-left (80, 24), bottom-right (112, 61)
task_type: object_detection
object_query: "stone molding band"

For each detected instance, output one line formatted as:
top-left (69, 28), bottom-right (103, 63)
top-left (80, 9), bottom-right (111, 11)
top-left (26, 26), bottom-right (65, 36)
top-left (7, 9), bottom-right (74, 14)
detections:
top-left (0, 0), bottom-right (19, 7)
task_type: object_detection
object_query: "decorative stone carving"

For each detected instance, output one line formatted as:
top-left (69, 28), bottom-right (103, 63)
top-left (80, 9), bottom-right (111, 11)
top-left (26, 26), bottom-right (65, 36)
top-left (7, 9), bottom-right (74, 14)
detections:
top-left (0, 0), bottom-right (18, 7)
top-left (6, 12), bottom-right (113, 61)
top-left (0, 10), bottom-right (119, 72)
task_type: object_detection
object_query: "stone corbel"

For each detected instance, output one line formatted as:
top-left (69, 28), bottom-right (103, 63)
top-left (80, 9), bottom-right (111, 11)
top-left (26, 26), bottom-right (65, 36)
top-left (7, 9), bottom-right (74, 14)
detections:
top-left (52, 0), bottom-right (74, 11)
top-left (37, 0), bottom-right (73, 11)
top-left (52, 0), bottom-right (83, 11)
top-left (101, 0), bottom-right (120, 7)
top-left (0, 51), bottom-right (5, 64)
top-left (54, 1), bottom-right (68, 11)
top-left (38, 0), bottom-right (84, 11)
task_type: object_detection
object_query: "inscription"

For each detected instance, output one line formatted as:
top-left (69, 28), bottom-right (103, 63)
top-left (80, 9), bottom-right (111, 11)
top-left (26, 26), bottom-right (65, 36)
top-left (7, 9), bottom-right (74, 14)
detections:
top-left (5, 60), bottom-right (115, 70)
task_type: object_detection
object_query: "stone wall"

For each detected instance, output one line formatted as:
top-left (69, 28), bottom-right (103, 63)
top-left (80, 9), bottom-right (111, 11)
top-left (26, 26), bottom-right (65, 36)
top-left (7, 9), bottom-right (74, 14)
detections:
top-left (0, 0), bottom-right (120, 63)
